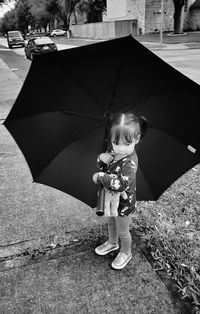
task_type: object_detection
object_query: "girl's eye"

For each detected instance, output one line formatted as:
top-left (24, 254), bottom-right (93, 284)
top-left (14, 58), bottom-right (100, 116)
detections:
top-left (125, 142), bottom-right (132, 146)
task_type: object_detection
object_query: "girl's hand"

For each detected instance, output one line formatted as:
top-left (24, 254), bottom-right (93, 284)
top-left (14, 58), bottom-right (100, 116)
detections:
top-left (93, 173), bottom-right (99, 184)
top-left (99, 153), bottom-right (114, 164)
top-left (93, 172), bottom-right (104, 184)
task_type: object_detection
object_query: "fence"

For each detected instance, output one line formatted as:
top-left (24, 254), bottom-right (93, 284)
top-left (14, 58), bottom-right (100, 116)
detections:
top-left (71, 20), bottom-right (138, 40)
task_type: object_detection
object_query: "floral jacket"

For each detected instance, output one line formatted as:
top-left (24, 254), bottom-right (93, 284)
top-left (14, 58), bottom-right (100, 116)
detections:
top-left (96, 148), bottom-right (138, 217)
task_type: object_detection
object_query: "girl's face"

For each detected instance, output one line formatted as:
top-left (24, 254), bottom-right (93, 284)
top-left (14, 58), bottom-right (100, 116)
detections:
top-left (112, 138), bottom-right (137, 157)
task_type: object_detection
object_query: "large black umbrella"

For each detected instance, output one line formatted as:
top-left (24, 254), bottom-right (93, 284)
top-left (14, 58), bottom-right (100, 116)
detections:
top-left (4, 36), bottom-right (200, 207)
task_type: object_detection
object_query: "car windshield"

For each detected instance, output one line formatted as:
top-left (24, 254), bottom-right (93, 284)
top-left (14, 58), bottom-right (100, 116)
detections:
top-left (34, 37), bottom-right (53, 45)
top-left (8, 31), bottom-right (22, 37)
top-left (27, 33), bottom-right (41, 38)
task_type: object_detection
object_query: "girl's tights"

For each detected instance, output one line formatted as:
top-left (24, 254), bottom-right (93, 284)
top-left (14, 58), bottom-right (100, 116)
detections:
top-left (108, 215), bottom-right (132, 255)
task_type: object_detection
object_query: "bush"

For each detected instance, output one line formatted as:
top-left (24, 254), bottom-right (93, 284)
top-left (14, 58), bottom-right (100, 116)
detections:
top-left (132, 163), bottom-right (200, 313)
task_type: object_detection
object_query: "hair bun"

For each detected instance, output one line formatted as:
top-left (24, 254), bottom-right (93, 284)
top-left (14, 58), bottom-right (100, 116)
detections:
top-left (138, 116), bottom-right (148, 139)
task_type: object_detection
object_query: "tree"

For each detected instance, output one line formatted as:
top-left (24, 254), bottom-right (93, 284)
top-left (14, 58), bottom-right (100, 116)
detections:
top-left (77, 0), bottom-right (106, 23)
top-left (29, 0), bottom-right (51, 32)
top-left (0, 0), bottom-right (15, 6)
top-left (58, 0), bottom-right (80, 29)
top-left (15, 0), bottom-right (34, 33)
top-left (173, 0), bottom-right (185, 33)
top-left (46, 0), bottom-right (80, 30)
top-left (0, 0), bottom-right (10, 4)
top-left (0, 9), bottom-right (17, 34)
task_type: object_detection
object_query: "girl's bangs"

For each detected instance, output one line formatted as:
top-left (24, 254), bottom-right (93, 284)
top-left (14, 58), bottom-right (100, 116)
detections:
top-left (111, 126), bottom-right (135, 144)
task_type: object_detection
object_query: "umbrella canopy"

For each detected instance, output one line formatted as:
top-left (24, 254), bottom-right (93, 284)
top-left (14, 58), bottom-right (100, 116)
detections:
top-left (4, 35), bottom-right (200, 208)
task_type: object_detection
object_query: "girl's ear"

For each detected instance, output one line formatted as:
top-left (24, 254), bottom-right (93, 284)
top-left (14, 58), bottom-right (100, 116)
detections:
top-left (135, 135), bottom-right (140, 144)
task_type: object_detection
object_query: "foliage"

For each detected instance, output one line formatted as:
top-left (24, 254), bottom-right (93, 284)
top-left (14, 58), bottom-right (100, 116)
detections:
top-left (0, 0), bottom-right (53, 33)
top-left (77, 0), bottom-right (106, 23)
top-left (29, 0), bottom-right (51, 32)
top-left (0, 0), bottom-right (106, 33)
top-left (15, 0), bottom-right (33, 33)
top-left (132, 164), bottom-right (200, 312)
top-left (56, 0), bottom-right (80, 29)
top-left (0, 9), bottom-right (17, 33)
top-left (0, 0), bottom-right (13, 5)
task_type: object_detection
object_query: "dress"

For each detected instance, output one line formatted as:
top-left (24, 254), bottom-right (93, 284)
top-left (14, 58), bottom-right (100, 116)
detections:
top-left (96, 149), bottom-right (138, 217)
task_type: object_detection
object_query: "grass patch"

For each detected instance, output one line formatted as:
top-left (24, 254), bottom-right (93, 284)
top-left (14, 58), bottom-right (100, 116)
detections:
top-left (132, 163), bottom-right (200, 313)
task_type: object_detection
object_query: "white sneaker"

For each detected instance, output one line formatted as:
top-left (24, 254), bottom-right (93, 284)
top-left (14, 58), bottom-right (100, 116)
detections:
top-left (95, 241), bottom-right (119, 256)
top-left (111, 252), bottom-right (132, 269)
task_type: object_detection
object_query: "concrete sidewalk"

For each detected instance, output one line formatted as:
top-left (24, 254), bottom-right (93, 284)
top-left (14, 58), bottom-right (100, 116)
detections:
top-left (0, 56), bottom-right (185, 313)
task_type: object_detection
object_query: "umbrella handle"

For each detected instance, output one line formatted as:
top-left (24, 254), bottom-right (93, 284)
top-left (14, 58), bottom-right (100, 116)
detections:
top-left (96, 185), bottom-right (105, 216)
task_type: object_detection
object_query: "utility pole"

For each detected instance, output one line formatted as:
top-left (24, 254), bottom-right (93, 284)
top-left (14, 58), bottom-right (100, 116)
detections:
top-left (160, 0), bottom-right (164, 46)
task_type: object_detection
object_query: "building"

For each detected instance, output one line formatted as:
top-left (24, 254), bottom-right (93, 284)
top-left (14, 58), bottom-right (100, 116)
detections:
top-left (186, 0), bottom-right (200, 30)
top-left (103, 0), bottom-right (196, 34)
top-left (71, 0), bottom-right (197, 39)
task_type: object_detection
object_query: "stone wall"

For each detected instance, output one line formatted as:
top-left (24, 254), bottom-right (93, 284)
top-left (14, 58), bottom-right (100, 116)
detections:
top-left (126, 0), bottom-right (146, 33)
top-left (187, 8), bottom-right (200, 31)
top-left (183, 0), bottom-right (196, 30)
top-left (145, 0), bottom-right (174, 33)
top-left (103, 0), bottom-right (145, 34)
top-left (101, 0), bottom-right (198, 34)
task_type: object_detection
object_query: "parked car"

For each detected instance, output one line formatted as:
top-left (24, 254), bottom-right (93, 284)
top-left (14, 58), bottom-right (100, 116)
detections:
top-left (50, 29), bottom-right (66, 37)
top-left (24, 37), bottom-right (57, 60)
top-left (7, 30), bottom-right (25, 49)
top-left (25, 31), bottom-right (43, 40)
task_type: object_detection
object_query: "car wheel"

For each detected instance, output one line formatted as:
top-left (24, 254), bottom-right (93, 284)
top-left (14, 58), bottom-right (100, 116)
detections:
top-left (53, 34), bottom-right (56, 37)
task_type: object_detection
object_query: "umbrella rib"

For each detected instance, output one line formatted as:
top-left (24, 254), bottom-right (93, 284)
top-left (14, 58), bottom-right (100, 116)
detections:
top-left (108, 55), bottom-right (123, 111)
top-left (61, 111), bottom-right (102, 121)
top-left (117, 86), bottom-right (182, 114)
top-left (149, 127), bottom-right (199, 156)
top-left (69, 74), bottom-right (104, 115)
top-left (34, 121), bottom-right (104, 180)
top-left (137, 164), bottom-right (157, 200)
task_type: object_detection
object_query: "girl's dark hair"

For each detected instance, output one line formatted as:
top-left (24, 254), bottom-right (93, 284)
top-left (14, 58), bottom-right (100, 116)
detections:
top-left (110, 112), bottom-right (148, 144)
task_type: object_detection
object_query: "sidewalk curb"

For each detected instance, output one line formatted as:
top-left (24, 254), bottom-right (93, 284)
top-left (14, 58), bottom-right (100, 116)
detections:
top-left (0, 222), bottom-right (107, 271)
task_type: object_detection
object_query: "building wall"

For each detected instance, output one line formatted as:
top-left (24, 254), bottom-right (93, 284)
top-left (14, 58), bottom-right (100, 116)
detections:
top-left (188, 9), bottom-right (200, 30)
top-left (183, 0), bottom-right (196, 30)
top-left (71, 20), bottom-right (137, 39)
top-left (102, 0), bottom-right (198, 34)
top-left (145, 0), bottom-right (174, 33)
top-left (103, 0), bottom-right (146, 34)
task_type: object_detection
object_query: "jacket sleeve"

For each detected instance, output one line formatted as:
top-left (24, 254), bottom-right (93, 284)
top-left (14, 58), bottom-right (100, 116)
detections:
top-left (97, 155), bottom-right (105, 170)
top-left (97, 159), bottom-right (137, 192)
top-left (97, 147), bottom-right (114, 170)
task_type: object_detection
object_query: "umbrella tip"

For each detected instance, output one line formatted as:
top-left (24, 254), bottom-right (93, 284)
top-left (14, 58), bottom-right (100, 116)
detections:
top-left (187, 145), bottom-right (196, 154)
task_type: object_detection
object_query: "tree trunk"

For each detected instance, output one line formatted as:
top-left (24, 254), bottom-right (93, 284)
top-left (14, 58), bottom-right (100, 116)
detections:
top-left (73, 10), bottom-right (77, 24)
top-left (173, 0), bottom-right (185, 34)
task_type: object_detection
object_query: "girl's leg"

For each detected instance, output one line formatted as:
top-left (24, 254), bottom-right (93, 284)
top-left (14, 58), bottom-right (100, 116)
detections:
top-left (115, 215), bottom-right (132, 254)
top-left (95, 217), bottom-right (119, 256)
top-left (108, 217), bottom-right (118, 244)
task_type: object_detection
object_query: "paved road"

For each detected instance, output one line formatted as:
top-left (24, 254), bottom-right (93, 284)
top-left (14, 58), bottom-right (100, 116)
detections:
top-left (0, 37), bottom-right (76, 58)
top-left (155, 48), bottom-right (200, 85)
top-left (1, 37), bottom-right (200, 86)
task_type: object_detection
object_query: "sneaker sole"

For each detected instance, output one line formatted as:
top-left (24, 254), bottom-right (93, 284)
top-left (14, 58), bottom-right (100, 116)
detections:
top-left (111, 254), bottom-right (132, 270)
top-left (95, 245), bottom-right (119, 256)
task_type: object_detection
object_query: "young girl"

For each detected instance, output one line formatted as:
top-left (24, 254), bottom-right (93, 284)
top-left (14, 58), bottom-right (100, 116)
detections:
top-left (93, 112), bottom-right (147, 270)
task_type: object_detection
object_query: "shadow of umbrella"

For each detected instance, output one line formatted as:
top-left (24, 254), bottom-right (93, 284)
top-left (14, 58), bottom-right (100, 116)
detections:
top-left (3, 35), bottom-right (200, 208)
